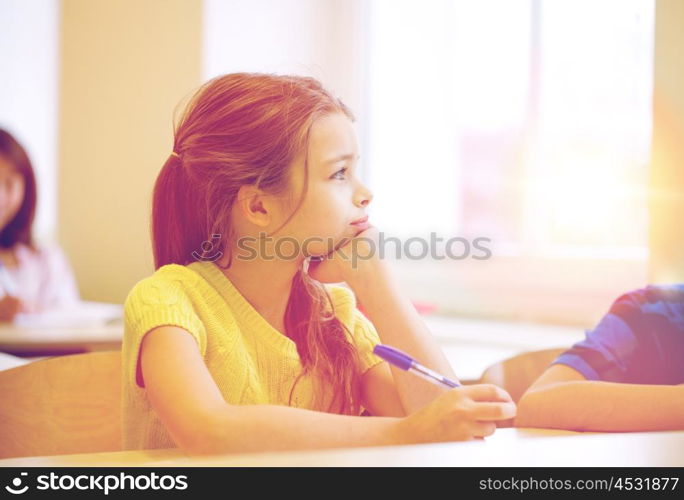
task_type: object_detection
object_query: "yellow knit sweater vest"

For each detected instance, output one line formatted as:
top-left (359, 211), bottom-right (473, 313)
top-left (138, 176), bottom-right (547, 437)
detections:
top-left (121, 260), bottom-right (382, 450)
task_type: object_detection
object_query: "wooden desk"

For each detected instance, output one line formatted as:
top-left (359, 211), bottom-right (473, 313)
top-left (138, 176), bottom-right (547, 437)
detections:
top-left (1, 429), bottom-right (682, 467)
top-left (0, 323), bottom-right (122, 357)
top-left (0, 302), bottom-right (123, 357)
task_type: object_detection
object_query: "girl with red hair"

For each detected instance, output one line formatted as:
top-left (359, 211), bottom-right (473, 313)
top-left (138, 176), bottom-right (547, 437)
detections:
top-left (122, 73), bottom-right (514, 454)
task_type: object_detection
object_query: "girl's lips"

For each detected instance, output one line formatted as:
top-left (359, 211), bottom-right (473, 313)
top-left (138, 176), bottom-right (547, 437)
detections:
top-left (350, 217), bottom-right (370, 231)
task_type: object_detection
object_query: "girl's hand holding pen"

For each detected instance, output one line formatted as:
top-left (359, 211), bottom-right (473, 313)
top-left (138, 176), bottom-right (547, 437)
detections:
top-left (308, 230), bottom-right (517, 441)
top-left (393, 384), bottom-right (516, 444)
top-left (376, 342), bottom-right (515, 442)
top-left (0, 295), bottom-right (22, 323)
top-left (0, 262), bottom-right (22, 322)
top-left (307, 226), bottom-right (519, 439)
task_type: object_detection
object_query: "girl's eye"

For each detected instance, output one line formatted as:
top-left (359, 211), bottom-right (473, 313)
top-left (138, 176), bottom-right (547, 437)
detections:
top-left (331, 167), bottom-right (348, 180)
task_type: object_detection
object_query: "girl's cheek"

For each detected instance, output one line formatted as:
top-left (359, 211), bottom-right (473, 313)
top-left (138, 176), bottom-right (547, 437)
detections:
top-left (10, 182), bottom-right (24, 207)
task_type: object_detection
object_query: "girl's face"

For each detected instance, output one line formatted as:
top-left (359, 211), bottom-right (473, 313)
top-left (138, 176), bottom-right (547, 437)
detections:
top-left (0, 156), bottom-right (25, 233)
top-left (275, 112), bottom-right (373, 258)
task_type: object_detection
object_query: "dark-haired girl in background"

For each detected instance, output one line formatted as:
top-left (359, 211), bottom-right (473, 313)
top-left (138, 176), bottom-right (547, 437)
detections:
top-left (0, 128), bottom-right (79, 322)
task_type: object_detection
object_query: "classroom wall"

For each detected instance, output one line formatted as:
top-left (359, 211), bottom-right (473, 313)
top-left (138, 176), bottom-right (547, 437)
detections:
top-left (649, 0), bottom-right (684, 283)
top-left (58, 0), bottom-right (202, 303)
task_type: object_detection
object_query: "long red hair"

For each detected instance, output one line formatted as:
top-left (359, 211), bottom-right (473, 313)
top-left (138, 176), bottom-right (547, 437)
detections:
top-left (152, 73), bottom-right (362, 415)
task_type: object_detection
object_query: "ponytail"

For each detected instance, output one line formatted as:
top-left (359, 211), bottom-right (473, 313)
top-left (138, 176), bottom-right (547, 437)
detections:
top-left (152, 153), bottom-right (207, 269)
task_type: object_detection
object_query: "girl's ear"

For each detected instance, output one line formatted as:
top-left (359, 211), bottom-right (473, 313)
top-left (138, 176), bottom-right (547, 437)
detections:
top-left (235, 184), bottom-right (272, 227)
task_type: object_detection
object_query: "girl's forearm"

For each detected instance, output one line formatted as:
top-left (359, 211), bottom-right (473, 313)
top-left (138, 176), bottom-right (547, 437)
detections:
top-left (346, 261), bottom-right (458, 413)
top-left (516, 382), bottom-right (684, 432)
top-left (187, 403), bottom-right (403, 455)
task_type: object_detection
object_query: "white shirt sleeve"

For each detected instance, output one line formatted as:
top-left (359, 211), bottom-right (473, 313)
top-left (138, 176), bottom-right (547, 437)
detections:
top-left (35, 244), bottom-right (81, 310)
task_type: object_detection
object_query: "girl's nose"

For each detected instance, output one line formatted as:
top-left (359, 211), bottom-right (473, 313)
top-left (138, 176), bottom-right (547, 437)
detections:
top-left (355, 184), bottom-right (373, 208)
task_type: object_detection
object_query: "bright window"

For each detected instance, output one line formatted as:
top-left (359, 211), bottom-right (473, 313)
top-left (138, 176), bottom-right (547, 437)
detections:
top-left (365, 0), bottom-right (655, 324)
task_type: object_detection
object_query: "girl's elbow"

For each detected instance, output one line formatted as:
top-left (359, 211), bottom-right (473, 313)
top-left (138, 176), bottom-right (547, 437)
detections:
top-left (172, 405), bottom-right (236, 456)
top-left (172, 421), bottom-right (216, 456)
top-left (178, 433), bottom-right (214, 457)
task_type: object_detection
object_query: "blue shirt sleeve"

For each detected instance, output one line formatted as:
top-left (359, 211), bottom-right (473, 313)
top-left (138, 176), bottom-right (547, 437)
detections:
top-left (551, 284), bottom-right (684, 384)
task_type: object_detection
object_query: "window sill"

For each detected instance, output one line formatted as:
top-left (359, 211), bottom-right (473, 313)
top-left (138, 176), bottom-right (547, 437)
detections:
top-left (424, 314), bottom-right (584, 381)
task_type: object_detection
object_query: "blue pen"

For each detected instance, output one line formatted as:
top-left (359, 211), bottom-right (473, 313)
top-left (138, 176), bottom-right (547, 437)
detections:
top-left (373, 344), bottom-right (461, 389)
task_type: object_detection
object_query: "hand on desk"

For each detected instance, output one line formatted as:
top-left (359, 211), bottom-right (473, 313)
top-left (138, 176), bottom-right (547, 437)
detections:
top-left (0, 295), bottom-right (22, 323)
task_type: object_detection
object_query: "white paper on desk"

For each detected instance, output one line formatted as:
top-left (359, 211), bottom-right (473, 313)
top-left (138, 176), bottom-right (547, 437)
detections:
top-left (12, 301), bottom-right (123, 329)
